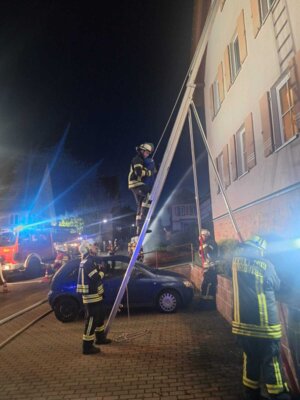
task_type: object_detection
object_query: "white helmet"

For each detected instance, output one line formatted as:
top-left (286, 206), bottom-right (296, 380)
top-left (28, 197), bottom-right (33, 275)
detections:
top-left (200, 229), bottom-right (210, 237)
top-left (137, 143), bottom-right (154, 153)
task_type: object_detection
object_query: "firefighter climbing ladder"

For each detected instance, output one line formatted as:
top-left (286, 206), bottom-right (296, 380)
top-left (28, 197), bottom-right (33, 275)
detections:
top-left (105, 0), bottom-right (242, 335)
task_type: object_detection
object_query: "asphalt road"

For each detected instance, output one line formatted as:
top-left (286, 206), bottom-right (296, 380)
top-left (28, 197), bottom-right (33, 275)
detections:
top-left (0, 277), bottom-right (51, 321)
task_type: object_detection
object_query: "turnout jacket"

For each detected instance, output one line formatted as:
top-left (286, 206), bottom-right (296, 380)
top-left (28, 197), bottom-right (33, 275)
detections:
top-left (76, 254), bottom-right (105, 304)
top-left (231, 247), bottom-right (282, 339)
top-left (128, 154), bottom-right (153, 189)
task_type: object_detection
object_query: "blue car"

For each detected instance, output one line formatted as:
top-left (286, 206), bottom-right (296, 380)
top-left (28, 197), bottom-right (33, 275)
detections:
top-left (48, 255), bottom-right (194, 322)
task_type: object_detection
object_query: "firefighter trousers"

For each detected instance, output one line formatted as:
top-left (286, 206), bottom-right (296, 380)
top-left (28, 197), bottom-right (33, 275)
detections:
top-left (200, 267), bottom-right (217, 300)
top-left (238, 336), bottom-right (289, 397)
top-left (131, 185), bottom-right (151, 235)
top-left (83, 301), bottom-right (105, 344)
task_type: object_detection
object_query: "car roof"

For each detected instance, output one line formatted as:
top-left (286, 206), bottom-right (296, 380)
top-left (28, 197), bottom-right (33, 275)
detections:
top-left (57, 254), bottom-right (134, 275)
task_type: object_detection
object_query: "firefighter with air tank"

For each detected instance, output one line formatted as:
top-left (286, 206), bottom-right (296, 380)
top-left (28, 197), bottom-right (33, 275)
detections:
top-left (128, 142), bottom-right (157, 260)
top-left (76, 240), bottom-right (112, 355)
top-left (199, 229), bottom-right (218, 301)
top-left (128, 142), bottom-right (157, 236)
top-left (231, 235), bottom-right (291, 400)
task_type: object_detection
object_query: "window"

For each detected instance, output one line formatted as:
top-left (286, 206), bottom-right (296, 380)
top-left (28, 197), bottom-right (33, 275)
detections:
top-left (210, 63), bottom-right (224, 118)
top-left (213, 78), bottom-right (221, 115)
top-left (216, 153), bottom-right (225, 193)
top-left (236, 127), bottom-right (247, 177)
top-left (229, 33), bottom-right (241, 82)
top-left (0, 231), bottom-right (16, 246)
top-left (260, 0), bottom-right (275, 22)
top-left (270, 72), bottom-right (298, 149)
top-left (276, 74), bottom-right (297, 143)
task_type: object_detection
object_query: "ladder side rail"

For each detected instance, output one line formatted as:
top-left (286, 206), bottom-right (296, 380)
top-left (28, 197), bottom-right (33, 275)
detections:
top-left (188, 108), bottom-right (202, 236)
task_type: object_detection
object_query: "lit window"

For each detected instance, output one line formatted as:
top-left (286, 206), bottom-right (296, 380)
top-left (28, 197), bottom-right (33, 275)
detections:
top-left (260, 0), bottom-right (275, 22)
top-left (276, 75), bottom-right (297, 143)
top-left (236, 128), bottom-right (247, 177)
top-left (229, 33), bottom-right (241, 82)
top-left (270, 73), bottom-right (298, 149)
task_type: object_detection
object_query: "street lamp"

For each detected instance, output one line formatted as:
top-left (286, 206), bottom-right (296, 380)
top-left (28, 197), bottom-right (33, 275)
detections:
top-left (99, 218), bottom-right (108, 246)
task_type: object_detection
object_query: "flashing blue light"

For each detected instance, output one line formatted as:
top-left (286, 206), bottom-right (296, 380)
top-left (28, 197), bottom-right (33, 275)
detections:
top-left (291, 239), bottom-right (300, 249)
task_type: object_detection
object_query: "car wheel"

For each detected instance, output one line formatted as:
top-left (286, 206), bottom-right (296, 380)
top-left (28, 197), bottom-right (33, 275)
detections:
top-left (157, 290), bottom-right (181, 313)
top-left (54, 297), bottom-right (79, 323)
top-left (26, 256), bottom-right (42, 278)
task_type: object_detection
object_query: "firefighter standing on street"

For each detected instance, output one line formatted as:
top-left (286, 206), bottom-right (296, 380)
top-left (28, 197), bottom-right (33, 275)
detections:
top-left (76, 240), bottom-right (111, 355)
top-left (128, 143), bottom-right (157, 236)
top-left (199, 229), bottom-right (218, 300)
top-left (231, 235), bottom-right (291, 400)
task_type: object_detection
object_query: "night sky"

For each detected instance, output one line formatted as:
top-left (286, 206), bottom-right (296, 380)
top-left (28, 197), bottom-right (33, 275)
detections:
top-left (0, 1), bottom-right (208, 212)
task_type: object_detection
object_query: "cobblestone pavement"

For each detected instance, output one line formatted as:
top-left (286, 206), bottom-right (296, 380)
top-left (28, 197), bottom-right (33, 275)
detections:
top-left (0, 303), bottom-right (243, 400)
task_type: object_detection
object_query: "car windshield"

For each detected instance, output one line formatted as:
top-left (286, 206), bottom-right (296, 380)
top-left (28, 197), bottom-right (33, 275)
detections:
top-left (0, 231), bottom-right (17, 246)
top-left (135, 262), bottom-right (156, 275)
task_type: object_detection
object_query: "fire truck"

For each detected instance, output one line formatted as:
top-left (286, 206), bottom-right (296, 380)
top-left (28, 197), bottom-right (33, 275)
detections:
top-left (0, 226), bottom-right (56, 278)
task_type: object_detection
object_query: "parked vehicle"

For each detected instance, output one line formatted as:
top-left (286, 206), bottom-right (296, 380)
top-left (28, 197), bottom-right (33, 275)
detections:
top-left (0, 227), bottom-right (56, 279)
top-left (48, 255), bottom-right (194, 322)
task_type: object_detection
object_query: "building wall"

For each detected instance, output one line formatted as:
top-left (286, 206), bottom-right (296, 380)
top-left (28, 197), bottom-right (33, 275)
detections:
top-left (203, 0), bottom-right (300, 240)
top-left (214, 184), bottom-right (300, 241)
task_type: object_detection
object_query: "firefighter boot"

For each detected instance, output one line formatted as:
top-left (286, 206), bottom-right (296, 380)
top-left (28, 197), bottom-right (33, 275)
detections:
top-left (243, 388), bottom-right (260, 400)
top-left (95, 332), bottom-right (112, 345)
top-left (83, 340), bottom-right (101, 355)
top-left (270, 392), bottom-right (291, 400)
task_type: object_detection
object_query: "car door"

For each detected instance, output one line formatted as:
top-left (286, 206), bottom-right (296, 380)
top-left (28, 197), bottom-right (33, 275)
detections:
top-left (126, 267), bottom-right (157, 307)
top-left (103, 260), bottom-right (128, 306)
top-left (103, 260), bottom-right (157, 307)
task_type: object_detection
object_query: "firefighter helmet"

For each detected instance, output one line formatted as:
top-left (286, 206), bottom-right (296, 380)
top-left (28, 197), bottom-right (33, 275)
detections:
top-left (244, 235), bottom-right (267, 252)
top-left (137, 143), bottom-right (154, 153)
top-left (200, 229), bottom-right (210, 237)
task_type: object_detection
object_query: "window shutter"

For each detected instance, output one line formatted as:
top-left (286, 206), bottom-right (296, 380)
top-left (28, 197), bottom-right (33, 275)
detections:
top-left (210, 84), bottom-right (214, 119)
top-left (250, 0), bottom-right (261, 38)
top-left (289, 51), bottom-right (300, 132)
top-left (259, 92), bottom-right (274, 157)
top-left (237, 9), bottom-right (247, 64)
top-left (224, 46), bottom-right (231, 91)
top-left (218, 63), bottom-right (225, 103)
top-left (245, 113), bottom-right (256, 170)
top-left (230, 135), bottom-right (237, 181)
top-left (223, 144), bottom-right (231, 188)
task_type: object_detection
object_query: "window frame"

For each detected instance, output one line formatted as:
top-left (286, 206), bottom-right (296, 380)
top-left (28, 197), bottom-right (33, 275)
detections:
top-left (229, 32), bottom-right (241, 83)
top-left (270, 71), bottom-right (299, 151)
top-left (259, 0), bottom-right (275, 23)
top-left (276, 73), bottom-right (297, 145)
top-left (235, 127), bottom-right (248, 178)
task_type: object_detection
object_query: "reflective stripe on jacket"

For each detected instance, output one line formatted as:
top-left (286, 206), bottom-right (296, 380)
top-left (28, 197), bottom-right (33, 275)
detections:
top-left (128, 155), bottom-right (152, 189)
top-left (231, 250), bottom-right (281, 339)
top-left (76, 255), bottom-right (104, 304)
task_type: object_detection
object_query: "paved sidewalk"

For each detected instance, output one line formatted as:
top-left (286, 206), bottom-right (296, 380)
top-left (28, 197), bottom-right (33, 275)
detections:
top-left (0, 303), bottom-right (243, 400)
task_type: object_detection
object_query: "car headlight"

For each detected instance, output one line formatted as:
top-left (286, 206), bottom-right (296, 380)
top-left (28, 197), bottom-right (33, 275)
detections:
top-left (183, 280), bottom-right (193, 288)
